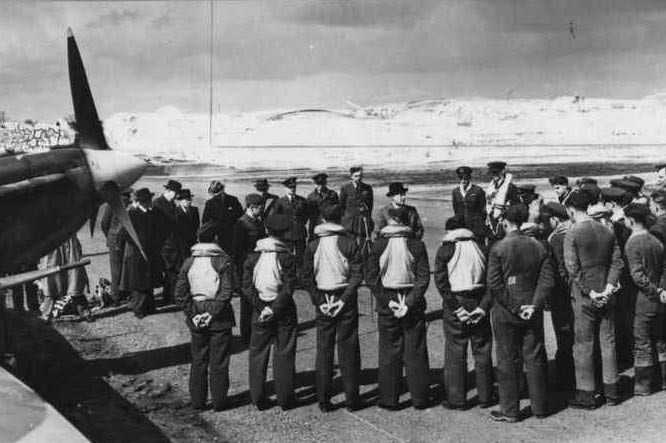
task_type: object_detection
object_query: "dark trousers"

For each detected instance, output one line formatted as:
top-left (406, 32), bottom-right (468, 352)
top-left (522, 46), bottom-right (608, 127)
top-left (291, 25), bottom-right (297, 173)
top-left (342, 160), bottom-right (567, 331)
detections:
top-left (316, 303), bottom-right (361, 405)
top-left (492, 310), bottom-right (548, 418)
top-left (190, 328), bottom-right (232, 409)
top-left (615, 285), bottom-right (637, 369)
top-left (240, 297), bottom-right (253, 342)
top-left (442, 299), bottom-right (493, 406)
top-left (108, 245), bottom-right (124, 302)
top-left (633, 309), bottom-right (666, 393)
top-left (249, 309), bottom-right (297, 407)
top-left (163, 268), bottom-right (178, 305)
top-left (129, 290), bottom-right (155, 316)
top-left (572, 299), bottom-right (618, 394)
top-left (377, 312), bottom-right (430, 408)
top-left (550, 296), bottom-right (575, 389)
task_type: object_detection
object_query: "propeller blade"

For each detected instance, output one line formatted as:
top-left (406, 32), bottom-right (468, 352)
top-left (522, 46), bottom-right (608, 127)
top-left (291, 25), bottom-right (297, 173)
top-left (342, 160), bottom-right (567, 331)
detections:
top-left (99, 182), bottom-right (147, 261)
top-left (67, 27), bottom-right (109, 150)
top-left (89, 205), bottom-right (99, 238)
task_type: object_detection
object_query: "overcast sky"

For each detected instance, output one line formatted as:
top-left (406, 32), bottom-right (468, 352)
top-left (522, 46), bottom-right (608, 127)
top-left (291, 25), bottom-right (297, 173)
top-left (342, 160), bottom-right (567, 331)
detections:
top-left (3, 0), bottom-right (666, 121)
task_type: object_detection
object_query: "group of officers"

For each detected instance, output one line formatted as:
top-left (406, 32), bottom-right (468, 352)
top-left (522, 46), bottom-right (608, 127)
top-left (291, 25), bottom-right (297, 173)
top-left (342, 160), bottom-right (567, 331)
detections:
top-left (103, 160), bottom-right (666, 422)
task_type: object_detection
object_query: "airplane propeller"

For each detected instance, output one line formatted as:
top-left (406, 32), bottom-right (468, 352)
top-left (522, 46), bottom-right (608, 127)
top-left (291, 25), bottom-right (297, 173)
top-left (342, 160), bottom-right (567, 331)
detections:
top-left (67, 28), bottom-right (148, 260)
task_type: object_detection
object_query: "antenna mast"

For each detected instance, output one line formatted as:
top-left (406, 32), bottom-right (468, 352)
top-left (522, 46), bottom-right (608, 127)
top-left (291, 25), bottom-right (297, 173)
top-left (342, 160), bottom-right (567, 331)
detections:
top-left (208, 0), bottom-right (214, 146)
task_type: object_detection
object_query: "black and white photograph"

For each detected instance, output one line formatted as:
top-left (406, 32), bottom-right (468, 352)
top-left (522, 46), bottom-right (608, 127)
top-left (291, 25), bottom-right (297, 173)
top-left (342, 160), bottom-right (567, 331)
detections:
top-left (2, 1), bottom-right (666, 442)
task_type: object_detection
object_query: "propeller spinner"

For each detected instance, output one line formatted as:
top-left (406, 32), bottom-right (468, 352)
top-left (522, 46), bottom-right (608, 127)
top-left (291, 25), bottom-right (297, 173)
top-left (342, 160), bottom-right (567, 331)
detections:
top-left (67, 28), bottom-right (148, 259)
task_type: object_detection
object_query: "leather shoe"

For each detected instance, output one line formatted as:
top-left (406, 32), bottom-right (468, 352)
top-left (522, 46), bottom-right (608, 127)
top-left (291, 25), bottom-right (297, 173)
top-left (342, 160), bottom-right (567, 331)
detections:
top-left (318, 402), bottom-right (334, 413)
top-left (490, 410), bottom-right (519, 423)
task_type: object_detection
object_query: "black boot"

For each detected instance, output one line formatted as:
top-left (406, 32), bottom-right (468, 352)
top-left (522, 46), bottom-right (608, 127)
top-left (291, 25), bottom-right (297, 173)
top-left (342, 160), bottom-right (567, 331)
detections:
top-left (569, 390), bottom-right (603, 410)
top-left (604, 382), bottom-right (620, 405)
top-left (634, 366), bottom-right (653, 396)
top-left (660, 362), bottom-right (666, 390)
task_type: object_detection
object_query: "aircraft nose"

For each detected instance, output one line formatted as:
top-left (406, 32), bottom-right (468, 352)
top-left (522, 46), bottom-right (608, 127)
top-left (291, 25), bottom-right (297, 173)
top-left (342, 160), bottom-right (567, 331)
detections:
top-left (83, 149), bottom-right (147, 191)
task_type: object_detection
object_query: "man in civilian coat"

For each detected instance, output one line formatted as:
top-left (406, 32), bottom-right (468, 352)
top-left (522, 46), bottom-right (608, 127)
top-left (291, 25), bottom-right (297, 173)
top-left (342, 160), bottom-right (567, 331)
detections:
top-left (487, 204), bottom-right (554, 423)
top-left (201, 180), bottom-right (244, 254)
top-left (273, 177), bottom-right (309, 274)
top-left (120, 188), bottom-right (158, 318)
top-left (339, 166), bottom-right (374, 255)
top-left (254, 178), bottom-right (279, 223)
top-left (306, 173), bottom-right (339, 239)
top-left (231, 194), bottom-right (267, 343)
top-left (101, 189), bottom-right (133, 306)
top-left (162, 189), bottom-right (200, 304)
top-left (452, 166), bottom-right (487, 240)
top-left (375, 182), bottom-right (424, 240)
top-left (152, 180), bottom-right (182, 300)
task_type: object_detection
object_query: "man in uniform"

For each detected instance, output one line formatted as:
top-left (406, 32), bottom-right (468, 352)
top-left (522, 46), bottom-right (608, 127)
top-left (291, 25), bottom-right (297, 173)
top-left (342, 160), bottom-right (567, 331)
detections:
top-left (487, 204), bottom-right (554, 422)
top-left (273, 177), bottom-right (309, 275)
top-left (306, 173), bottom-right (339, 239)
top-left (543, 202), bottom-right (575, 391)
top-left (485, 161), bottom-right (520, 246)
top-left (302, 205), bottom-right (363, 412)
top-left (243, 214), bottom-right (298, 411)
top-left (201, 180), bottom-right (244, 254)
top-left (231, 194), bottom-right (267, 344)
top-left (375, 182), bottom-right (424, 240)
top-left (435, 215), bottom-right (494, 410)
top-left (254, 178), bottom-right (279, 222)
top-left (549, 176), bottom-right (572, 205)
top-left (101, 189), bottom-right (133, 306)
top-left (623, 203), bottom-right (666, 395)
top-left (366, 206), bottom-right (431, 410)
top-left (339, 166), bottom-right (374, 255)
top-left (153, 180), bottom-right (182, 303)
top-left (654, 163), bottom-right (666, 191)
top-left (564, 191), bottom-right (624, 409)
top-left (451, 166), bottom-right (487, 240)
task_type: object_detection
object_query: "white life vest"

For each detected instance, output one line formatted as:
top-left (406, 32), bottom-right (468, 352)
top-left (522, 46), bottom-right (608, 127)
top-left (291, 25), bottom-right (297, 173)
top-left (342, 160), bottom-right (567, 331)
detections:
top-left (313, 223), bottom-right (349, 291)
top-left (252, 237), bottom-right (288, 302)
top-left (378, 225), bottom-right (415, 289)
top-left (443, 229), bottom-right (485, 292)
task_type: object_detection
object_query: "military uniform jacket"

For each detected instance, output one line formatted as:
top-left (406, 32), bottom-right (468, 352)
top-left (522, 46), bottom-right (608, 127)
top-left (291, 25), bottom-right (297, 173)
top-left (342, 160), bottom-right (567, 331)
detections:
top-left (231, 213), bottom-right (266, 267)
top-left (119, 207), bottom-right (157, 292)
top-left (563, 219), bottom-right (623, 303)
top-left (273, 195), bottom-right (309, 241)
top-left (649, 214), bottom-right (666, 246)
top-left (201, 194), bottom-right (244, 251)
top-left (339, 182), bottom-right (374, 235)
top-left (487, 230), bottom-right (555, 319)
top-left (452, 184), bottom-right (487, 239)
top-left (375, 203), bottom-right (424, 240)
top-left (365, 233), bottom-right (430, 315)
top-left (242, 249), bottom-right (297, 315)
top-left (306, 187), bottom-right (339, 237)
top-left (302, 232), bottom-right (363, 306)
top-left (259, 192), bottom-right (279, 220)
top-left (625, 231), bottom-right (666, 315)
top-left (100, 203), bottom-right (123, 248)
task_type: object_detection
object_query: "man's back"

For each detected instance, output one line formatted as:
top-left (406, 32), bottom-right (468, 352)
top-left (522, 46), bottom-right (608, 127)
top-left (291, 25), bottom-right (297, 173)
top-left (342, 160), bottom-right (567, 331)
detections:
top-left (564, 219), bottom-right (622, 295)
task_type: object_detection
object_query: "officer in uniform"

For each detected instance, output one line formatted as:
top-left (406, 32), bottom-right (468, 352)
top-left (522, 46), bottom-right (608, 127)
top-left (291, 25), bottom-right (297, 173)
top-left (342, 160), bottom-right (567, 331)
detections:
top-left (339, 166), bottom-right (374, 255)
top-left (302, 205), bottom-right (363, 412)
top-left (366, 206), bottom-right (431, 410)
top-left (273, 177), bottom-right (309, 275)
top-left (306, 173), bottom-right (339, 239)
top-left (231, 194), bottom-right (267, 343)
top-left (101, 189), bottom-right (133, 306)
top-left (375, 182), bottom-right (424, 240)
top-left (485, 161), bottom-right (520, 246)
top-left (243, 214), bottom-right (298, 411)
top-left (451, 166), bottom-right (487, 240)
top-left (487, 204), bottom-right (554, 422)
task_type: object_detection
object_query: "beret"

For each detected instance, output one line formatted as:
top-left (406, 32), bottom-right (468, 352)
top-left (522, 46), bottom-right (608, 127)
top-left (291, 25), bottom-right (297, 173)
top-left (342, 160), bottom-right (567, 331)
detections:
top-left (600, 187), bottom-right (630, 204)
top-left (543, 201), bottom-right (568, 219)
top-left (245, 193), bottom-right (262, 207)
top-left (610, 178), bottom-right (640, 194)
top-left (623, 175), bottom-right (645, 188)
top-left (265, 213), bottom-right (291, 233)
top-left (504, 204), bottom-right (529, 224)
